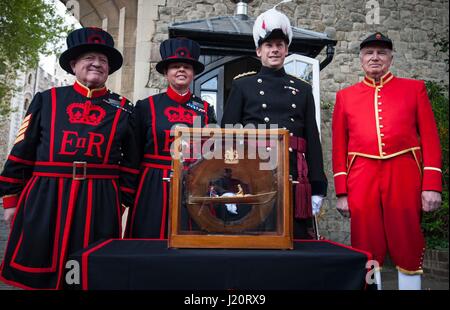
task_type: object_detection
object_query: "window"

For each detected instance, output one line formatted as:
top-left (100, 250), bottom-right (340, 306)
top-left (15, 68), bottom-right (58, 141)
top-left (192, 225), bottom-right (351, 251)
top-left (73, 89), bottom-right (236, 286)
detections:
top-left (200, 76), bottom-right (218, 114)
top-left (23, 98), bottom-right (30, 118)
top-left (284, 54), bottom-right (321, 134)
top-left (194, 56), bottom-right (260, 123)
top-left (195, 66), bottom-right (224, 122)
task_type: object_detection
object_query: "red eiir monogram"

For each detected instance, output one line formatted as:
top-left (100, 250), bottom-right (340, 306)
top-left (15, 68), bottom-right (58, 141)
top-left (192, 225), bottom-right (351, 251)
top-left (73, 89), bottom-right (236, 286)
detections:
top-left (59, 130), bottom-right (105, 158)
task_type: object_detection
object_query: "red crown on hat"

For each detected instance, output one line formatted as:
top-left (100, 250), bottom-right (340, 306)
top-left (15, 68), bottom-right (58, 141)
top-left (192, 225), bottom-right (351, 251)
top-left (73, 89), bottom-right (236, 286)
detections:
top-left (67, 102), bottom-right (106, 126)
top-left (87, 34), bottom-right (106, 44)
top-left (164, 105), bottom-right (196, 125)
top-left (87, 27), bottom-right (106, 44)
top-left (175, 47), bottom-right (191, 58)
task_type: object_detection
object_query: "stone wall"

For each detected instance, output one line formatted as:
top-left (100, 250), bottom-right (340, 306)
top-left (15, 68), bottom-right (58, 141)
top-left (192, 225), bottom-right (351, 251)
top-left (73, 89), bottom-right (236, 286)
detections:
top-left (0, 121), bottom-right (10, 171)
top-left (150, 0), bottom-right (449, 101)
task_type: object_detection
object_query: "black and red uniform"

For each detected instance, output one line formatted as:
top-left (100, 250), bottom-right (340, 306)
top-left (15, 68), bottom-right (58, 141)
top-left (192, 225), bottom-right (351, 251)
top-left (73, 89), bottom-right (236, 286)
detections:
top-left (0, 81), bottom-right (139, 289)
top-left (128, 86), bottom-right (216, 239)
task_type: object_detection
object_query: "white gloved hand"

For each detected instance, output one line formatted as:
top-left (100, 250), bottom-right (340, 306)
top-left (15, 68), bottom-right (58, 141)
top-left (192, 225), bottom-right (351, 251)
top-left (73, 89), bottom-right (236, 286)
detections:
top-left (221, 192), bottom-right (238, 214)
top-left (225, 203), bottom-right (238, 214)
top-left (312, 195), bottom-right (324, 216)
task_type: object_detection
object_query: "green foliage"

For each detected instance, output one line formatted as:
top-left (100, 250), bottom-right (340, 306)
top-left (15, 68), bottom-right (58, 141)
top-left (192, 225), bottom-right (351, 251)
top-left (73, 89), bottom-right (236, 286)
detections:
top-left (422, 81), bottom-right (449, 249)
top-left (433, 36), bottom-right (449, 68)
top-left (425, 81), bottom-right (449, 188)
top-left (422, 191), bottom-right (449, 250)
top-left (0, 0), bottom-right (71, 116)
top-left (320, 101), bottom-right (333, 110)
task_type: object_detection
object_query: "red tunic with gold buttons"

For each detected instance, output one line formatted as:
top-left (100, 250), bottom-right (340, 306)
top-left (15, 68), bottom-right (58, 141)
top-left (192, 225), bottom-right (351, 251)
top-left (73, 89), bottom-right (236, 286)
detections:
top-left (0, 81), bottom-right (139, 289)
top-left (332, 72), bottom-right (442, 274)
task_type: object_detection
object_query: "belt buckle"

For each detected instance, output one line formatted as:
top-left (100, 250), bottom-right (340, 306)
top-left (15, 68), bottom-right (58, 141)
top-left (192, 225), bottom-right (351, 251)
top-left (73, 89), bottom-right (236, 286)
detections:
top-left (73, 161), bottom-right (87, 180)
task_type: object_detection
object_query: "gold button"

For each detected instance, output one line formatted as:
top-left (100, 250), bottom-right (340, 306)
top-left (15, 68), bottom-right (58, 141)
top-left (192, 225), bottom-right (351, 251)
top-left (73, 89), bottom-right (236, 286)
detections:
top-left (377, 95), bottom-right (381, 98)
top-left (257, 78), bottom-right (262, 83)
top-left (382, 152), bottom-right (387, 155)
top-left (382, 143), bottom-right (385, 146)
top-left (290, 118), bottom-right (295, 122)
top-left (289, 147), bottom-right (293, 152)
top-left (264, 117), bottom-right (270, 122)
top-left (380, 133), bottom-right (385, 137)
top-left (379, 117), bottom-right (383, 120)
top-left (291, 103), bottom-right (296, 108)
top-left (290, 80), bottom-right (294, 84)
top-left (378, 102), bottom-right (382, 105)
top-left (260, 90), bottom-right (265, 95)
top-left (292, 91), bottom-right (296, 95)
top-left (378, 109), bottom-right (382, 112)
top-left (289, 132), bottom-right (293, 136)
top-left (262, 103), bottom-right (267, 109)
top-left (379, 125), bottom-right (384, 128)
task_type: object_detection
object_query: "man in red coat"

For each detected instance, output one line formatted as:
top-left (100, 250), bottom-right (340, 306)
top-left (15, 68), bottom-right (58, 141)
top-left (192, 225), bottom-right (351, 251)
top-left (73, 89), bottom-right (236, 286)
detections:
top-left (332, 32), bottom-right (442, 290)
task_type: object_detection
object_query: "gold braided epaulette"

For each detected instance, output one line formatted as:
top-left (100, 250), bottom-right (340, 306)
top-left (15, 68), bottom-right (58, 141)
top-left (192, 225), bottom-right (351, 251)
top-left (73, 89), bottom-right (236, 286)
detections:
top-left (233, 71), bottom-right (257, 80)
top-left (287, 73), bottom-right (311, 85)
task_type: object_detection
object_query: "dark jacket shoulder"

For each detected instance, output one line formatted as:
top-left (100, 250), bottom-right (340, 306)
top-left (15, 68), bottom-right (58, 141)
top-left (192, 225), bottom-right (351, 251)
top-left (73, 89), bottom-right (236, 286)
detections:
top-left (233, 71), bottom-right (257, 84)
top-left (286, 74), bottom-right (312, 91)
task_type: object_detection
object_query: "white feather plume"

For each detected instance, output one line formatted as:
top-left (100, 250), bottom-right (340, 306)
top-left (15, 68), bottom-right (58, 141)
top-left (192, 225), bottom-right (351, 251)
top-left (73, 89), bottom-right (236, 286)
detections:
top-left (252, 8), bottom-right (293, 47)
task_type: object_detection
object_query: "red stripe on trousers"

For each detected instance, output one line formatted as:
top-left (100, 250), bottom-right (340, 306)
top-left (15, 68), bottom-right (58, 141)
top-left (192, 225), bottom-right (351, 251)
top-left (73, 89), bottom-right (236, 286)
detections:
top-left (112, 179), bottom-right (122, 238)
top-left (103, 97), bottom-right (126, 163)
top-left (149, 96), bottom-right (158, 155)
top-left (56, 180), bottom-right (80, 289)
top-left (128, 167), bottom-right (149, 237)
top-left (160, 169), bottom-right (169, 239)
top-left (50, 88), bottom-right (56, 162)
top-left (83, 180), bottom-right (93, 248)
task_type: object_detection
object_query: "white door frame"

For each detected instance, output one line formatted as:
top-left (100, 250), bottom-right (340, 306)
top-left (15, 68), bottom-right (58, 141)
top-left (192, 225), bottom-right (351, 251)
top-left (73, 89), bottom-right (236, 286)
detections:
top-left (284, 54), bottom-right (321, 134)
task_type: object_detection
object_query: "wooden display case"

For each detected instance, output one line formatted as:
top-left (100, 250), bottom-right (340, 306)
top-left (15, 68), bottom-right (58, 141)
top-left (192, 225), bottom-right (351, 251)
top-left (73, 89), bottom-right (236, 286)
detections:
top-left (168, 127), bottom-right (293, 249)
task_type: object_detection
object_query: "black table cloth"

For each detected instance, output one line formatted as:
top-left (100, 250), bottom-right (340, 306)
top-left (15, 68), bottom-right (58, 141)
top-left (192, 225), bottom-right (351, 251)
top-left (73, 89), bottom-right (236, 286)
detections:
top-left (68, 239), bottom-right (373, 290)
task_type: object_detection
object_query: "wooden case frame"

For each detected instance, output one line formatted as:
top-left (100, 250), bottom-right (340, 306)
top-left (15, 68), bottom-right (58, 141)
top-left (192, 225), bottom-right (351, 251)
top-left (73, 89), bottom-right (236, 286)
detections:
top-left (168, 127), bottom-right (293, 249)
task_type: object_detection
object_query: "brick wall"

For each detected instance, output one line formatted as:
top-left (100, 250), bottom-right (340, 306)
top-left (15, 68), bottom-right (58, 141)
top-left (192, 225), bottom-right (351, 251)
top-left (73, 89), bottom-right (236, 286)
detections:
top-left (423, 249), bottom-right (449, 282)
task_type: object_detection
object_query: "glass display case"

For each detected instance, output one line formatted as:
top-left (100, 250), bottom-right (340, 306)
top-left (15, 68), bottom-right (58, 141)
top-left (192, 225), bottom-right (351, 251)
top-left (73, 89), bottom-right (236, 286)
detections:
top-left (168, 127), bottom-right (293, 249)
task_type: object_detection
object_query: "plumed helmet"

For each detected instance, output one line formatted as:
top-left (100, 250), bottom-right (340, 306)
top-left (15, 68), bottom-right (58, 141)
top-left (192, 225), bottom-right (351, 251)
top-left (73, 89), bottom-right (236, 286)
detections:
top-left (252, 8), bottom-right (293, 48)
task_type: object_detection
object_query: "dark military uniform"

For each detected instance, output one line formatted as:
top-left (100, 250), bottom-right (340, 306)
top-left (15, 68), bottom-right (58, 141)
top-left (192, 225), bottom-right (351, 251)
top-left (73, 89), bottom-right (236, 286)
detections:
top-left (221, 66), bottom-right (327, 238)
top-left (127, 86), bottom-right (216, 239)
top-left (0, 81), bottom-right (139, 289)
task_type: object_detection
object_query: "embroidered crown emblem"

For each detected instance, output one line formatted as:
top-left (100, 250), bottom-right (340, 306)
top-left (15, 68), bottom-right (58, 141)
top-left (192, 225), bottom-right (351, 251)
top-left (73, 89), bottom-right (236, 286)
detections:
top-left (67, 102), bottom-right (106, 126)
top-left (174, 47), bottom-right (191, 59)
top-left (164, 105), bottom-right (196, 125)
top-left (224, 148), bottom-right (239, 164)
